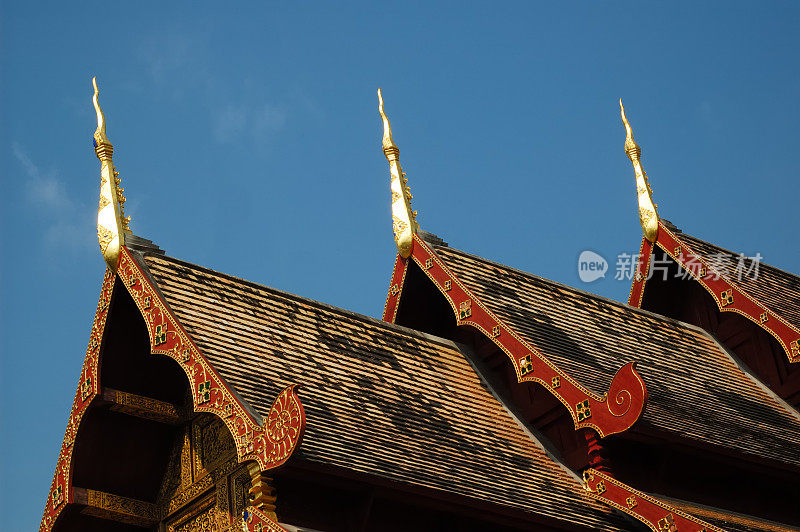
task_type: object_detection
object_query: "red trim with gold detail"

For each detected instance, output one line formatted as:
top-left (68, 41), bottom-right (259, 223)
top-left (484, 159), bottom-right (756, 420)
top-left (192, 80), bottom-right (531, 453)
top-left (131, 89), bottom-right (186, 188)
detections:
top-left (41, 249), bottom-right (306, 531)
top-left (627, 238), bottom-right (654, 309)
top-left (390, 234), bottom-right (647, 438)
top-left (583, 469), bottom-right (724, 532)
top-left (382, 254), bottom-right (408, 323)
top-left (40, 269), bottom-right (115, 532)
top-left (242, 505), bottom-right (290, 532)
top-left (628, 220), bottom-right (800, 363)
top-left (117, 247), bottom-right (306, 468)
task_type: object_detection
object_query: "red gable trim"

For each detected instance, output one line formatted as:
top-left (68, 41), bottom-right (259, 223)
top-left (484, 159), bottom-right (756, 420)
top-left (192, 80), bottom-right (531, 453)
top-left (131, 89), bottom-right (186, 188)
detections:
top-left (40, 249), bottom-right (306, 531)
top-left (116, 248), bottom-right (306, 470)
top-left (40, 269), bottom-right (115, 531)
top-left (243, 506), bottom-right (292, 531)
top-left (628, 221), bottom-right (800, 364)
top-left (383, 234), bottom-right (648, 438)
top-left (583, 468), bottom-right (725, 532)
top-left (382, 254), bottom-right (408, 323)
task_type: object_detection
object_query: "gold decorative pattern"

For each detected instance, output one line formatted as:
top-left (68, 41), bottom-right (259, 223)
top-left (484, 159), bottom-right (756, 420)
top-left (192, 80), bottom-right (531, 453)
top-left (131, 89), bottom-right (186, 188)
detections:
top-left (408, 235), bottom-right (648, 438)
top-left (97, 225), bottom-right (114, 254)
top-left (107, 388), bottom-right (184, 423)
top-left (40, 269), bottom-right (115, 531)
top-left (519, 354), bottom-right (534, 376)
top-left (379, 88), bottom-right (419, 258)
top-left (620, 100), bottom-right (659, 243)
top-left (720, 289), bottom-right (734, 307)
top-left (82, 490), bottom-right (159, 527)
top-left (117, 248), bottom-right (306, 474)
top-left (242, 505), bottom-right (288, 532)
top-left (657, 514), bottom-right (677, 532)
top-left (458, 300), bottom-right (472, 320)
top-left (583, 468), bottom-right (725, 532)
top-left (169, 498), bottom-right (224, 532)
top-left (631, 221), bottom-right (800, 364)
top-left (42, 254), bottom-right (303, 531)
top-left (576, 399), bottom-right (592, 422)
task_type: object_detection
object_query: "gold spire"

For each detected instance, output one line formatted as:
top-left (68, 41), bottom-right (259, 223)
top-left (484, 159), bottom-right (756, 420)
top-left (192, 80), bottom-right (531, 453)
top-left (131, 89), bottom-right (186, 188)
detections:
top-left (620, 99), bottom-right (658, 243)
top-left (93, 77), bottom-right (130, 270)
top-left (378, 88), bottom-right (418, 258)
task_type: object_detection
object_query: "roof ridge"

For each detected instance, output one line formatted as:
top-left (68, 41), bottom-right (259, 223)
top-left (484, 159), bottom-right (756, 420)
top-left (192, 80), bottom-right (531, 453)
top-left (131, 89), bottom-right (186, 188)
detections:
top-left (701, 319), bottom-right (800, 426)
top-left (657, 494), bottom-right (800, 532)
top-left (141, 252), bottom-right (462, 352)
top-left (679, 231), bottom-right (800, 281)
top-left (433, 243), bottom-right (724, 335)
top-left (455, 342), bottom-right (585, 484)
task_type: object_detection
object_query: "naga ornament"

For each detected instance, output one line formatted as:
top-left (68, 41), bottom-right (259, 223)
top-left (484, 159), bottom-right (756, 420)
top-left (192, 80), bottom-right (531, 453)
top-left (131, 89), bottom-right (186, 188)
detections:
top-left (379, 88), bottom-right (419, 258)
top-left (93, 77), bottom-right (131, 270)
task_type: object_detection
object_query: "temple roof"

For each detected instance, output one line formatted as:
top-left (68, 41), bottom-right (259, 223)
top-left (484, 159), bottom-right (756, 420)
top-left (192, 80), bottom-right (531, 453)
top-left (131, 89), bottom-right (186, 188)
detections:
top-left (675, 231), bottom-right (800, 332)
top-left (429, 243), bottom-right (800, 470)
top-left (666, 499), bottom-right (800, 532)
top-left (139, 252), bottom-right (638, 531)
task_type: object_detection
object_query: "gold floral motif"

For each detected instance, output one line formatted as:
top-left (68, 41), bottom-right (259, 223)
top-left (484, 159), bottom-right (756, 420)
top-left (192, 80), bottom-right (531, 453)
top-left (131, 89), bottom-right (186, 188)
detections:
top-left (639, 207), bottom-right (655, 226)
top-left (97, 224), bottom-right (114, 253)
top-left (657, 513), bottom-right (677, 532)
top-left (576, 399), bottom-right (592, 422)
top-left (518, 354), bottom-right (533, 376)
top-left (458, 300), bottom-right (472, 320)
top-left (720, 289), bottom-right (734, 307)
top-left (392, 216), bottom-right (408, 239)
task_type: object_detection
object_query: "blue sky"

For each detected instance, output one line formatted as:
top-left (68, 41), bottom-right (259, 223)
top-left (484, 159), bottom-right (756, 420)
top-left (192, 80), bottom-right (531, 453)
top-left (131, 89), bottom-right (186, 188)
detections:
top-left (2, 2), bottom-right (799, 529)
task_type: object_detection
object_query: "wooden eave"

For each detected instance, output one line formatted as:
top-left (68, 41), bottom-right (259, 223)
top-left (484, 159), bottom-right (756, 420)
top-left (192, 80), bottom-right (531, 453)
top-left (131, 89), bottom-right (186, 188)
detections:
top-left (138, 250), bottom-right (644, 531)
top-left (383, 235), bottom-right (800, 471)
top-left (40, 246), bottom-right (305, 532)
top-left (384, 234), bottom-right (648, 439)
top-left (629, 220), bottom-right (800, 364)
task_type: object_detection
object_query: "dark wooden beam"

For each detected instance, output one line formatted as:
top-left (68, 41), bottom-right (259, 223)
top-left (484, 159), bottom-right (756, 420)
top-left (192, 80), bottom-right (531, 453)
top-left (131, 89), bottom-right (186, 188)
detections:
top-left (73, 487), bottom-right (159, 527)
top-left (98, 387), bottom-right (186, 424)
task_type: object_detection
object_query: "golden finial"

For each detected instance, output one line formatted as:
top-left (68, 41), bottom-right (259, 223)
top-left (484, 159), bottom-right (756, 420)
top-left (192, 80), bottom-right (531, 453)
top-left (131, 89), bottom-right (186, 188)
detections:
top-left (378, 88), bottom-right (418, 258)
top-left (619, 99), bottom-right (658, 243)
top-left (92, 77), bottom-right (130, 270)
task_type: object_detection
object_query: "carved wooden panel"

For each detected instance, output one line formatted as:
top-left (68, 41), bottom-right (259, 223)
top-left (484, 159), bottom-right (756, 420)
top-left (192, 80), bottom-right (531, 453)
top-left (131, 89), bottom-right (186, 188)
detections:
top-left (155, 414), bottom-right (251, 531)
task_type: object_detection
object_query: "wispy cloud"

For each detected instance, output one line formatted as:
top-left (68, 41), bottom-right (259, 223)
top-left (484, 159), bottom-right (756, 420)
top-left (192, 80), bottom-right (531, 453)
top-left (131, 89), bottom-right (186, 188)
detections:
top-left (12, 142), bottom-right (92, 251)
top-left (136, 33), bottom-right (297, 147)
top-left (213, 102), bottom-right (288, 144)
top-left (254, 103), bottom-right (287, 135)
top-left (214, 104), bottom-right (248, 142)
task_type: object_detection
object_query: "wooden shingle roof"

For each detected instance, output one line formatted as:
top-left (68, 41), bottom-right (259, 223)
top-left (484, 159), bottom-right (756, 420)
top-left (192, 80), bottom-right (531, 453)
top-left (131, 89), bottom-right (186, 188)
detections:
top-left (430, 244), bottom-right (800, 470)
top-left (677, 231), bottom-right (800, 332)
top-left (140, 253), bottom-right (638, 531)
